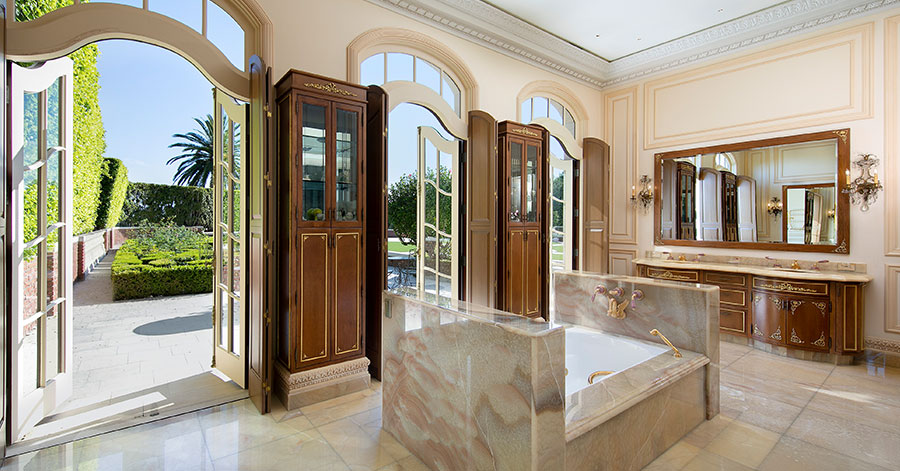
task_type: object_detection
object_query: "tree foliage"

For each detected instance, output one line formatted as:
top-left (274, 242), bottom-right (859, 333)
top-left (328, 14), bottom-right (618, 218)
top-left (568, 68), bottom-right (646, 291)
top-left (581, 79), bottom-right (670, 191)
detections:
top-left (387, 166), bottom-right (452, 246)
top-left (120, 182), bottom-right (215, 230)
top-left (551, 173), bottom-right (564, 228)
top-left (168, 114), bottom-right (241, 187)
top-left (95, 158), bottom-right (129, 229)
top-left (17, 0), bottom-right (108, 236)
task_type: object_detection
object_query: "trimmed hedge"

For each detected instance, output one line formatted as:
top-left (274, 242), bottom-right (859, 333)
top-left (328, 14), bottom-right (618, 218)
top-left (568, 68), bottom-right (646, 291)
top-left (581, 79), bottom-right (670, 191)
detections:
top-left (95, 157), bottom-right (129, 229)
top-left (111, 230), bottom-right (213, 300)
top-left (120, 182), bottom-right (214, 230)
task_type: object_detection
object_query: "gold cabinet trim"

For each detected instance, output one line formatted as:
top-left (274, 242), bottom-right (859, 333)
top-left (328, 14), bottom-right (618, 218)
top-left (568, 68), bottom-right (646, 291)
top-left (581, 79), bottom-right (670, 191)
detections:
top-left (300, 233), bottom-right (329, 364)
top-left (510, 127), bottom-right (539, 138)
top-left (790, 328), bottom-right (804, 344)
top-left (770, 326), bottom-right (783, 341)
top-left (647, 268), bottom-right (699, 282)
top-left (752, 277), bottom-right (828, 296)
top-left (304, 82), bottom-right (358, 97)
top-left (843, 284), bottom-right (859, 351)
top-left (720, 308), bottom-right (746, 333)
top-left (720, 288), bottom-right (747, 307)
top-left (813, 332), bottom-right (827, 348)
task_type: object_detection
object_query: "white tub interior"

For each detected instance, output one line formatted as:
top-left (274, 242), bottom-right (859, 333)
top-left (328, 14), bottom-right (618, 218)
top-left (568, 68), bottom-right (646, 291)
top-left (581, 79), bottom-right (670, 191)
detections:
top-left (564, 326), bottom-right (668, 396)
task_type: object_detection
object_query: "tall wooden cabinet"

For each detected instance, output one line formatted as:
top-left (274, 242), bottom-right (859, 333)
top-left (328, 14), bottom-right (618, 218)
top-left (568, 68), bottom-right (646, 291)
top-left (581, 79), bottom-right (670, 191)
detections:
top-left (497, 121), bottom-right (548, 318)
top-left (276, 70), bottom-right (367, 373)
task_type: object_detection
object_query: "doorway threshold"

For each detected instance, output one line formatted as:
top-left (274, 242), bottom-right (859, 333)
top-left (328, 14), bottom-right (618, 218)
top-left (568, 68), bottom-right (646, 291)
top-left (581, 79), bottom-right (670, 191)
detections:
top-left (7, 371), bottom-right (247, 457)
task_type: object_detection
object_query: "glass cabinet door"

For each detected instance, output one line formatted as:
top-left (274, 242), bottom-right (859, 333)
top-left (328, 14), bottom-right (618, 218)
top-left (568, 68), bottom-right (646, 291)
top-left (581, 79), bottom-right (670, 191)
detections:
top-left (525, 142), bottom-right (539, 222)
top-left (301, 101), bottom-right (328, 223)
top-left (334, 107), bottom-right (359, 223)
top-left (509, 140), bottom-right (522, 222)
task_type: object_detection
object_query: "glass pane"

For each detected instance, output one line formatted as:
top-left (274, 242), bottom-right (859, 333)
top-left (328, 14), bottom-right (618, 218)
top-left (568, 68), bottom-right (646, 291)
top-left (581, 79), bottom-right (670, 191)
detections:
top-left (509, 142), bottom-right (522, 221)
top-left (231, 297), bottom-right (241, 356)
top-left (21, 319), bottom-right (39, 395)
top-left (424, 182), bottom-right (437, 232)
top-left (47, 227), bottom-right (62, 305)
top-left (335, 109), bottom-right (358, 222)
top-left (221, 164), bottom-right (229, 225)
top-left (526, 144), bottom-right (538, 222)
top-left (24, 91), bottom-right (39, 167)
top-left (151, 0), bottom-right (203, 34)
top-left (438, 275), bottom-right (451, 299)
top-left (532, 96), bottom-right (548, 119)
top-left (438, 192), bottom-right (452, 235)
top-left (386, 53), bottom-right (413, 82)
top-left (438, 235), bottom-right (451, 277)
top-left (415, 57), bottom-right (440, 94)
top-left (47, 78), bottom-right (61, 149)
top-left (425, 140), bottom-right (436, 177)
top-left (220, 230), bottom-right (229, 284)
top-left (438, 152), bottom-right (451, 192)
top-left (564, 109), bottom-right (576, 137)
top-left (46, 302), bottom-right (61, 380)
top-left (232, 240), bottom-right (241, 294)
top-left (46, 150), bottom-right (60, 227)
top-left (231, 121), bottom-right (241, 178)
top-left (521, 99), bottom-right (532, 123)
top-left (206, 0), bottom-right (246, 71)
top-left (360, 53), bottom-right (385, 86)
top-left (219, 290), bottom-right (228, 348)
top-left (230, 179), bottom-right (240, 234)
top-left (549, 99), bottom-right (564, 124)
top-left (301, 103), bottom-right (326, 221)
top-left (24, 166), bottom-right (39, 245)
top-left (423, 226), bottom-right (437, 271)
top-left (441, 73), bottom-right (460, 115)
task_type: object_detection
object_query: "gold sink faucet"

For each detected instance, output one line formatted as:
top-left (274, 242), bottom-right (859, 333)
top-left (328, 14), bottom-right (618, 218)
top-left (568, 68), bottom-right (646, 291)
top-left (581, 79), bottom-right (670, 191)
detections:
top-left (593, 286), bottom-right (644, 319)
top-left (650, 329), bottom-right (682, 358)
top-left (791, 260), bottom-right (801, 270)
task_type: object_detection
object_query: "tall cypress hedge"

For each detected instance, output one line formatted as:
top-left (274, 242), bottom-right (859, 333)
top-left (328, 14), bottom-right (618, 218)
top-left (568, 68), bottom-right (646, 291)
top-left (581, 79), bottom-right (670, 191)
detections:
top-left (95, 158), bottom-right (129, 229)
top-left (17, 0), bottom-right (107, 235)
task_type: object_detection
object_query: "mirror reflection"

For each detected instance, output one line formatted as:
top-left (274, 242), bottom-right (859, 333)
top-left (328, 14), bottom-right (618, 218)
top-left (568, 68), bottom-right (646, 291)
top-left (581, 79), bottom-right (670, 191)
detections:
top-left (659, 138), bottom-right (838, 245)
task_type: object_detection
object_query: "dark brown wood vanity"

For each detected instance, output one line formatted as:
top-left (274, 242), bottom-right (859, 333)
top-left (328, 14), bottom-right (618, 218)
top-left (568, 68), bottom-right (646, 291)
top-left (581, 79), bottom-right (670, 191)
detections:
top-left (635, 260), bottom-right (869, 361)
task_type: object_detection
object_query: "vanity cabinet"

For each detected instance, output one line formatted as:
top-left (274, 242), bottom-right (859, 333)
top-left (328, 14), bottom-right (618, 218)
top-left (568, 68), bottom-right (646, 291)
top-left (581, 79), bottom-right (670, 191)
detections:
top-left (276, 70), bottom-right (367, 373)
top-left (497, 121), bottom-right (547, 318)
top-left (636, 262), bottom-right (866, 359)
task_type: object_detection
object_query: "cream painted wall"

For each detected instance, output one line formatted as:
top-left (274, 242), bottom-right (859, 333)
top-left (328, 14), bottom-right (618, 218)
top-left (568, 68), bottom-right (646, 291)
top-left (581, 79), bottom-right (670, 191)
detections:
top-left (605, 9), bottom-right (900, 348)
top-left (255, 0), bottom-right (604, 137)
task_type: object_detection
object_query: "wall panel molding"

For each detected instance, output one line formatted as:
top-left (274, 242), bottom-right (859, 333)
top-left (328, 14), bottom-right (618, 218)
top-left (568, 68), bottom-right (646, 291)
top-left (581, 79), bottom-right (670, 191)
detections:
top-left (865, 336), bottom-right (900, 354)
top-left (643, 23), bottom-right (873, 149)
top-left (604, 86), bottom-right (638, 245)
top-left (885, 16), bottom-right (900, 256)
top-left (609, 246), bottom-right (638, 276)
top-left (885, 265), bottom-right (900, 334)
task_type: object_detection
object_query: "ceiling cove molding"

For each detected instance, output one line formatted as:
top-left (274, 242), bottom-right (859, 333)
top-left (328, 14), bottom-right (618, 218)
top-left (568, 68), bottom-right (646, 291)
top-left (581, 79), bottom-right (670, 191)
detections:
top-left (365, 0), bottom-right (900, 89)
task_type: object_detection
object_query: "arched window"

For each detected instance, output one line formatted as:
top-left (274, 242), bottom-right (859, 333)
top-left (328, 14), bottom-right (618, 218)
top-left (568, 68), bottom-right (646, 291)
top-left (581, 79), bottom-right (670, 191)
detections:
top-left (360, 52), bottom-right (462, 116)
top-left (521, 96), bottom-right (576, 138)
top-left (715, 152), bottom-right (736, 173)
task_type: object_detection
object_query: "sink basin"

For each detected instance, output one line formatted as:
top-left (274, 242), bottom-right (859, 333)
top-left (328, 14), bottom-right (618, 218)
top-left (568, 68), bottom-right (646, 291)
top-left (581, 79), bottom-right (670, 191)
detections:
top-left (769, 268), bottom-right (821, 274)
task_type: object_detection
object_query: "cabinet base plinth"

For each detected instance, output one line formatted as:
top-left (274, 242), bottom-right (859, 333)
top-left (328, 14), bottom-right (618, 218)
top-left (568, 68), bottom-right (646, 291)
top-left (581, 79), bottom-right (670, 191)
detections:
top-left (722, 333), bottom-right (854, 365)
top-left (276, 357), bottom-right (371, 410)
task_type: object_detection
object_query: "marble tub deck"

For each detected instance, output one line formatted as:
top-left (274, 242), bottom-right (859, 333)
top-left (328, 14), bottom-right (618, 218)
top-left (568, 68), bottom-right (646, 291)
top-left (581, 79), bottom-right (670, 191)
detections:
top-left (3, 341), bottom-right (898, 470)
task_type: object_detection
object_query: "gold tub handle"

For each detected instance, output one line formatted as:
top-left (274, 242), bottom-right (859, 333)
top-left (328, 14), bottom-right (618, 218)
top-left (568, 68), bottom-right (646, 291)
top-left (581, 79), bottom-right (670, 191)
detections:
top-left (650, 329), bottom-right (683, 358)
top-left (587, 370), bottom-right (614, 384)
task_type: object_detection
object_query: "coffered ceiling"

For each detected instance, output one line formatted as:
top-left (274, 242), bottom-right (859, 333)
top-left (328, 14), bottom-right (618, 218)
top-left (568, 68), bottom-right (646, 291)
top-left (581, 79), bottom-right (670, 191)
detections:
top-left (366, 0), bottom-right (899, 88)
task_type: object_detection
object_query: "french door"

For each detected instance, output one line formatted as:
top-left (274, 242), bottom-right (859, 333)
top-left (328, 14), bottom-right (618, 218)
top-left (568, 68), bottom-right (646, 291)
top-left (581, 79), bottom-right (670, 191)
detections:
top-left (548, 145), bottom-right (573, 272)
top-left (416, 126), bottom-right (459, 299)
top-left (213, 89), bottom-right (248, 388)
top-left (9, 58), bottom-right (74, 440)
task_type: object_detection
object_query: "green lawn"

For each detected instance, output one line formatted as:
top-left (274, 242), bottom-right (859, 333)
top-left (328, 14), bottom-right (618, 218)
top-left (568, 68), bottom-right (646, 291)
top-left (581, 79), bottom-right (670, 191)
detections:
top-left (388, 241), bottom-right (416, 253)
top-left (552, 242), bottom-right (564, 261)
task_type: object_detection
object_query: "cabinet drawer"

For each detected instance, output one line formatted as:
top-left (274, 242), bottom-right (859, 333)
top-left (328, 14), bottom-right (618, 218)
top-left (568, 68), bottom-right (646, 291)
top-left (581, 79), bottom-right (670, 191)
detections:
top-left (752, 277), bottom-right (828, 296)
top-left (704, 271), bottom-right (747, 287)
top-left (646, 267), bottom-right (699, 282)
top-left (720, 288), bottom-right (747, 308)
top-left (720, 308), bottom-right (746, 334)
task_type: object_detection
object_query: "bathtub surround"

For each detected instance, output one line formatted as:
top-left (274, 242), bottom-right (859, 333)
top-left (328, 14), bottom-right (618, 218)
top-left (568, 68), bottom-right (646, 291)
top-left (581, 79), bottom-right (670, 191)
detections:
top-left (384, 272), bottom-right (719, 470)
top-left (381, 293), bottom-right (566, 470)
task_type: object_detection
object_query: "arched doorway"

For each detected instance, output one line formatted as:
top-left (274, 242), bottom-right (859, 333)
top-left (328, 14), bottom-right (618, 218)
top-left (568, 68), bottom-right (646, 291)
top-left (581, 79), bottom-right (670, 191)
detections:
top-left (4, 0), bottom-right (274, 447)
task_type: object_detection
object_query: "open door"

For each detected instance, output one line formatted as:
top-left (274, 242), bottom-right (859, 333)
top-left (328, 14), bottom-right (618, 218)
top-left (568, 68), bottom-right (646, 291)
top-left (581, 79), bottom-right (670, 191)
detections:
top-left (246, 55), bottom-right (273, 413)
top-left (416, 126), bottom-right (459, 299)
top-left (9, 58), bottom-right (74, 441)
top-left (213, 89), bottom-right (248, 388)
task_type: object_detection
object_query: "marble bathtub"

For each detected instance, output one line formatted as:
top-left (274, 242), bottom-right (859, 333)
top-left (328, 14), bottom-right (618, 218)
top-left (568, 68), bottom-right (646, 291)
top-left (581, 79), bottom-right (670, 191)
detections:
top-left (382, 274), bottom-right (719, 470)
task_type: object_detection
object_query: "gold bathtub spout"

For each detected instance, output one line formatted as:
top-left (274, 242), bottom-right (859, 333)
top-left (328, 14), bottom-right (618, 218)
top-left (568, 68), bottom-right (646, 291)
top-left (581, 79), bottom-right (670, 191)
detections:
top-left (650, 329), bottom-right (682, 358)
top-left (587, 370), bottom-right (614, 384)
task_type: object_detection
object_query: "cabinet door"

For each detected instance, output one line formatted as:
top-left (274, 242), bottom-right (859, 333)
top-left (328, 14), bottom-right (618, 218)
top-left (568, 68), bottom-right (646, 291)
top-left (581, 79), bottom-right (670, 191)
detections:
top-left (524, 141), bottom-right (541, 223)
top-left (507, 229), bottom-right (525, 315)
top-left (298, 97), bottom-right (331, 227)
top-left (786, 297), bottom-right (829, 351)
top-left (525, 229), bottom-right (542, 317)
top-left (333, 104), bottom-right (363, 227)
top-left (508, 139), bottom-right (524, 223)
top-left (297, 231), bottom-right (330, 368)
top-left (333, 230), bottom-right (363, 357)
top-left (751, 292), bottom-right (785, 345)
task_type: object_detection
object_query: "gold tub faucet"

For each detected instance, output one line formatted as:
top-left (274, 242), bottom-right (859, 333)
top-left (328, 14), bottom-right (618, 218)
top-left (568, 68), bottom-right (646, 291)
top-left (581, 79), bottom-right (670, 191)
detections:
top-left (791, 260), bottom-right (801, 270)
top-left (587, 370), bottom-right (614, 384)
top-left (650, 329), bottom-right (682, 358)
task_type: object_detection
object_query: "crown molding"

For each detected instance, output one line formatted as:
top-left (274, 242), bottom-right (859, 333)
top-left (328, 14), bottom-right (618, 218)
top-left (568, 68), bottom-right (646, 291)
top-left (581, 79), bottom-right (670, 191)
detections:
top-left (365, 0), bottom-right (900, 89)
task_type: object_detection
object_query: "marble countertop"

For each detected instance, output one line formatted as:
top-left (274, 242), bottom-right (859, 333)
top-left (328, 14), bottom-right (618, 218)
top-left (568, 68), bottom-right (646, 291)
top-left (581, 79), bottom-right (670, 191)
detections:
top-left (633, 258), bottom-right (873, 283)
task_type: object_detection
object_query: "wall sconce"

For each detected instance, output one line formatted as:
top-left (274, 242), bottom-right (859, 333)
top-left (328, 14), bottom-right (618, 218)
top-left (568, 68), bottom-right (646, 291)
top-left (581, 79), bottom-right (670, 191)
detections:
top-left (631, 175), bottom-right (653, 212)
top-left (766, 197), bottom-right (783, 217)
top-left (842, 153), bottom-right (884, 212)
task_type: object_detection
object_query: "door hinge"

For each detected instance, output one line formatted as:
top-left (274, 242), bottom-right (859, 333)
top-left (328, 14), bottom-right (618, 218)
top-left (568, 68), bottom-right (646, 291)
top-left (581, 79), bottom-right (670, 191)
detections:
top-left (460, 255), bottom-right (466, 268)
top-left (574, 168), bottom-right (580, 178)
top-left (262, 381), bottom-right (272, 394)
top-left (263, 310), bottom-right (271, 326)
top-left (574, 248), bottom-right (579, 257)
top-left (264, 172), bottom-right (272, 188)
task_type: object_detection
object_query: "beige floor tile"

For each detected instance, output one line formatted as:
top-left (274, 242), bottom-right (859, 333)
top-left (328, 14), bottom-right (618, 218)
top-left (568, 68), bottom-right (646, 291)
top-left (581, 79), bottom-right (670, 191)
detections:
top-left (318, 418), bottom-right (408, 470)
top-left (719, 342), bottom-right (752, 367)
top-left (805, 385), bottom-right (900, 435)
top-left (823, 366), bottom-right (900, 409)
top-left (719, 384), bottom-right (803, 433)
top-left (376, 455), bottom-right (430, 471)
top-left (682, 449), bottom-right (754, 471)
top-left (683, 414), bottom-right (733, 448)
top-left (300, 388), bottom-right (379, 415)
top-left (212, 429), bottom-right (350, 471)
top-left (643, 441), bottom-right (702, 470)
top-left (304, 391), bottom-right (382, 427)
top-left (720, 368), bottom-right (817, 408)
top-left (704, 420), bottom-right (780, 468)
top-left (758, 435), bottom-right (893, 471)
top-left (197, 401), bottom-right (303, 460)
top-left (786, 408), bottom-right (900, 470)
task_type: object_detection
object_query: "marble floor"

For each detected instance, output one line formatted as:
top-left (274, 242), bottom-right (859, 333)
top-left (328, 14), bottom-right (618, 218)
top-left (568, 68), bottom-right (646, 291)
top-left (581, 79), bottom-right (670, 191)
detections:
top-left (3, 342), bottom-right (899, 470)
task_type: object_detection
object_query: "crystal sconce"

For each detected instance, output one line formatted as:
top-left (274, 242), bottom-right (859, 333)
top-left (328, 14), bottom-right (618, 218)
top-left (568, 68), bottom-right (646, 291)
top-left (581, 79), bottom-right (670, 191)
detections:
top-left (842, 153), bottom-right (883, 212)
top-left (631, 175), bottom-right (653, 212)
top-left (766, 197), bottom-right (783, 217)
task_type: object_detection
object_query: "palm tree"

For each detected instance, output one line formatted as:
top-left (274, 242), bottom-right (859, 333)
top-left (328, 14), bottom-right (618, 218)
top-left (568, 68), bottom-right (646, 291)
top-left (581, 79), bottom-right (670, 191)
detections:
top-left (168, 115), bottom-right (214, 187)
